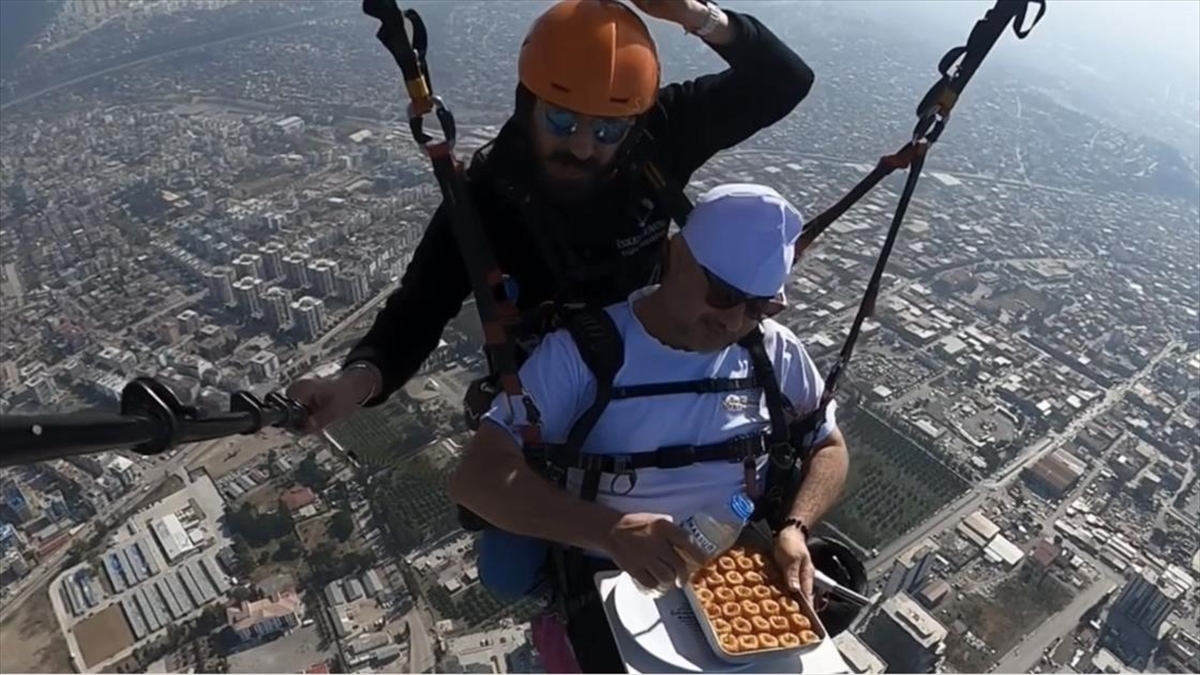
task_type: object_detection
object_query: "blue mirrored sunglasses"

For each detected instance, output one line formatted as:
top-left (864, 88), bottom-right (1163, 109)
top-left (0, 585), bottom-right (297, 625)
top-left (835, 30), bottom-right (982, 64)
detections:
top-left (543, 106), bottom-right (633, 145)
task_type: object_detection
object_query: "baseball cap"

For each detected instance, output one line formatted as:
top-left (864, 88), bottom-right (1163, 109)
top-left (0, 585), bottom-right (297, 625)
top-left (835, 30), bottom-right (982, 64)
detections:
top-left (680, 183), bottom-right (804, 300)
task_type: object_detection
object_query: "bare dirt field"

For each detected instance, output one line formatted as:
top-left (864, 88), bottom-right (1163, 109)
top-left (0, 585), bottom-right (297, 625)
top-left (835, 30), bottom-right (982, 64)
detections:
top-left (189, 428), bottom-right (294, 479)
top-left (128, 475), bottom-right (186, 514)
top-left (74, 604), bottom-right (135, 670)
top-left (296, 513), bottom-right (334, 552)
top-left (239, 477), bottom-right (287, 511)
top-left (226, 624), bottom-right (332, 674)
top-left (0, 583), bottom-right (73, 673)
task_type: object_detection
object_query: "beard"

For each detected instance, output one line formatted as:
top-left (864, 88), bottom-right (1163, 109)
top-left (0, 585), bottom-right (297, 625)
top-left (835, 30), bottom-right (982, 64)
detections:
top-left (535, 151), bottom-right (607, 206)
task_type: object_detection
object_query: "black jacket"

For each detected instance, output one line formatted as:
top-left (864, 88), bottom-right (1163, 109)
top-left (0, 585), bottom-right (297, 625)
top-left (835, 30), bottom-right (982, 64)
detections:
top-left (346, 9), bottom-right (814, 406)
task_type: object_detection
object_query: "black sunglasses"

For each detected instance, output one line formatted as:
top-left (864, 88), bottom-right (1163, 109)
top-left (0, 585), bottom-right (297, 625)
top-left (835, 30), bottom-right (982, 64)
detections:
top-left (701, 267), bottom-right (784, 319)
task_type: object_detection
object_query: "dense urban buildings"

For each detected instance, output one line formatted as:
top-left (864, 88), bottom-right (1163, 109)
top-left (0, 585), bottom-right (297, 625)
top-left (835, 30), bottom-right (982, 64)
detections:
top-left (0, 0), bottom-right (1196, 674)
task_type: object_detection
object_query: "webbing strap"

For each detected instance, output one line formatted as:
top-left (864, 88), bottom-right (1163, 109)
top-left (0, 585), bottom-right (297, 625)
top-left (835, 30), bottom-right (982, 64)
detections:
top-left (740, 331), bottom-right (790, 452)
top-left (818, 147), bottom-right (926, 410)
top-left (740, 329), bottom-right (791, 510)
top-left (806, 0), bottom-right (1043, 407)
top-left (794, 0), bottom-right (1044, 423)
top-left (643, 158), bottom-right (694, 227)
top-left (526, 433), bottom-right (768, 474)
top-left (798, 0), bottom-right (1043, 257)
top-left (612, 376), bottom-right (760, 400)
top-left (365, 0), bottom-right (541, 447)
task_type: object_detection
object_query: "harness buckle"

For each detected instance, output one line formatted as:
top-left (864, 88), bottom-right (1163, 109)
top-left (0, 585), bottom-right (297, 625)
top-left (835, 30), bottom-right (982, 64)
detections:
top-left (608, 455), bottom-right (638, 496)
top-left (521, 394), bottom-right (542, 428)
top-left (408, 94), bottom-right (457, 150)
top-left (769, 441), bottom-right (794, 471)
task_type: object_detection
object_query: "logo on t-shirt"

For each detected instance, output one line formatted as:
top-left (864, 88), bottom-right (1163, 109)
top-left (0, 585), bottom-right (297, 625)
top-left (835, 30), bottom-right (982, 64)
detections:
top-left (723, 394), bottom-right (750, 412)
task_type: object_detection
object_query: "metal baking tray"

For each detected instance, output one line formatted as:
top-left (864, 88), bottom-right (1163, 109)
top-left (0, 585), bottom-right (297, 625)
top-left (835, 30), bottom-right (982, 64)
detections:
top-left (681, 530), bottom-right (827, 664)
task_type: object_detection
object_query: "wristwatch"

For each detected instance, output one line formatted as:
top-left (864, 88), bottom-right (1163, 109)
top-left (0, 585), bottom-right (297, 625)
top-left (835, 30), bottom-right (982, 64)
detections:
top-left (688, 1), bottom-right (723, 39)
top-left (775, 517), bottom-right (810, 539)
top-left (343, 361), bottom-right (381, 405)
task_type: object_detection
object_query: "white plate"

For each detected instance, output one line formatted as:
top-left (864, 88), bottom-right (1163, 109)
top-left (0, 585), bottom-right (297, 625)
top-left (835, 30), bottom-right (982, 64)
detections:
top-left (610, 573), bottom-right (751, 673)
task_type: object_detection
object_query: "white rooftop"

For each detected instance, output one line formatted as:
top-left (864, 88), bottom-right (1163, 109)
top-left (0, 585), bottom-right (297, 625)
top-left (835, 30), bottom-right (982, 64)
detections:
top-left (882, 593), bottom-right (948, 648)
top-left (834, 632), bottom-right (887, 673)
top-left (984, 534), bottom-right (1025, 568)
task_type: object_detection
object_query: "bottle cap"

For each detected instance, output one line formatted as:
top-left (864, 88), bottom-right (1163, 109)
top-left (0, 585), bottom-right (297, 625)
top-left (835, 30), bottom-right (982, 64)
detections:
top-left (729, 492), bottom-right (755, 521)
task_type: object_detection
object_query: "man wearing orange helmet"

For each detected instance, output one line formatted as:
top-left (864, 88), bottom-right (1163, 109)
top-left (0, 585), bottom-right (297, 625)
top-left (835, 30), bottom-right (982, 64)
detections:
top-left (290, 0), bottom-right (814, 434)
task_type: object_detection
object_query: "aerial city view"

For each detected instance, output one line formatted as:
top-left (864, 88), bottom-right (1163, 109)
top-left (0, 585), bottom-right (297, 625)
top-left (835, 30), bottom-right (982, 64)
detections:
top-left (0, 0), bottom-right (1196, 674)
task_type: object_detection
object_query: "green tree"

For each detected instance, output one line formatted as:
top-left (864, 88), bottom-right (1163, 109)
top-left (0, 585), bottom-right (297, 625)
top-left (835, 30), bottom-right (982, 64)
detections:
top-left (307, 543), bottom-right (339, 586)
top-left (295, 452), bottom-right (331, 492)
top-left (194, 603), bottom-right (227, 636)
top-left (226, 502), bottom-right (272, 547)
top-left (230, 536), bottom-right (254, 573)
top-left (328, 510), bottom-right (354, 543)
top-left (266, 449), bottom-right (280, 477)
top-left (269, 507), bottom-right (295, 539)
top-left (228, 585), bottom-right (261, 603)
top-left (274, 536), bottom-right (300, 562)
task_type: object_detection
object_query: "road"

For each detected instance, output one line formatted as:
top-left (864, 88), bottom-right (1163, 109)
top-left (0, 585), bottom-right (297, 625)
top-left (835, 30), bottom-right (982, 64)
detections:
top-left (407, 608), bottom-right (435, 674)
top-left (0, 10), bottom-right (351, 112)
top-left (992, 571), bottom-right (1119, 674)
top-left (867, 339), bottom-right (1180, 576)
top-left (282, 286), bottom-right (397, 381)
top-left (867, 487), bottom-right (992, 575)
top-left (984, 338), bottom-right (1181, 489)
top-left (127, 290), bottom-right (209, 332)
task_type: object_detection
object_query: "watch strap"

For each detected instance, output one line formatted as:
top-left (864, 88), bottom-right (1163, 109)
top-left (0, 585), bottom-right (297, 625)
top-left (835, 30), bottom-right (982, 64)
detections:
top-left (343, 361), bottom-right (381, 405)
top-left (776, 517), bottom-right (810, 539)
top-left (688, 1), bottom-right (723, 38)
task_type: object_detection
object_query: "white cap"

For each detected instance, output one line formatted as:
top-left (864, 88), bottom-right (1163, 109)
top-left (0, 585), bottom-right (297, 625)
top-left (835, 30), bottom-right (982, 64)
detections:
top-left (680, 183), bottom-right (803, 298)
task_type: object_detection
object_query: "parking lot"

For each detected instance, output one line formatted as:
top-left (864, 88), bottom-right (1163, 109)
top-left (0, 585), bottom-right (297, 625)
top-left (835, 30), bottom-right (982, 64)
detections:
top-left (226, 625), bottom-right (333, 674)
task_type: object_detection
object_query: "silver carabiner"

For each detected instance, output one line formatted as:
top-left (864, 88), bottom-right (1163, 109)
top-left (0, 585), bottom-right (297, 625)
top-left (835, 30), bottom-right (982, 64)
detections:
top-left (608, 455), bottom-right (638, 496)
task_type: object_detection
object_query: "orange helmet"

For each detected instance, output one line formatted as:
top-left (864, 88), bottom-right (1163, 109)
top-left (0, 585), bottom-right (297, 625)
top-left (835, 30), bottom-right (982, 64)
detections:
top-left (518, 0), bottom-right (660, 118)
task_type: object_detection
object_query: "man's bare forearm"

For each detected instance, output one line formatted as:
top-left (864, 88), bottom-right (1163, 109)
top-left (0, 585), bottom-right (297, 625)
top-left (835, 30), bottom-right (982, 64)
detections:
top-left (449, 425), bottom-right (622, 551)
top-left (786, 429), bottom-right (849, 527)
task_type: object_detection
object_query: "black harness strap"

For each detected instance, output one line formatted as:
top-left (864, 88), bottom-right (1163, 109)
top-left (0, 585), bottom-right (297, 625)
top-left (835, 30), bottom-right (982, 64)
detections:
top-left (527, 433), bottom-right (769, 474)
top-left (738, 328), bottom-right (792, 508)
top-left (797, 0), bottom-right (1044, 257)
top-left (559, 309), bottom-right (625, 503)
top-left (612, 376), bottom-right (760, 399)
top-left (526, 313), bottom-right (796, 620)
top-left (365, 0), bottom-right (544, 449)
top-left (808, 0), bottom-right (1045, 394)
top-left (744, 0), bottom-right (1045, 533)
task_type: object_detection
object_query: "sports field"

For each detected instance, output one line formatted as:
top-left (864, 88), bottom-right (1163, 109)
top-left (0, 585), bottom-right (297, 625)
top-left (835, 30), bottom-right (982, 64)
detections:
top-left (73, 603), bottom-right (135, 669)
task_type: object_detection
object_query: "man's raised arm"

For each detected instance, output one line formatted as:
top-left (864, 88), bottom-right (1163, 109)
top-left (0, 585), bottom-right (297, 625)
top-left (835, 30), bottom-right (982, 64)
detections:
top-left (654, 2), bottom-right (816, 177)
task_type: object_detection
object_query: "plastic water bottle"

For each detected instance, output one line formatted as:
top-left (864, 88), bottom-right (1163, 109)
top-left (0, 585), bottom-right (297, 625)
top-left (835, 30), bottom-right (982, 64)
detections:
top-left (681, 491), bottom-right (757, 564)
top-left (636, 491), bottom-right (756, 597)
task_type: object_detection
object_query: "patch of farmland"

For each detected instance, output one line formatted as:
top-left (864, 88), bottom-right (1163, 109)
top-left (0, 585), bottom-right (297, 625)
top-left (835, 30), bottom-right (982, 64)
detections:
top-left (328, 402), bottom-right (434, 466)
top-left (827, 405), bottom-right (972, 549)
top-left (367, 454), bottom-right (459, 554)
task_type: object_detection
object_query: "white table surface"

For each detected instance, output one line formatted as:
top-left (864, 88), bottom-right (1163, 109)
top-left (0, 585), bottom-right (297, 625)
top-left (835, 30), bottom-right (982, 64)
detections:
top-left (594, 570), bottom-right (852, 674)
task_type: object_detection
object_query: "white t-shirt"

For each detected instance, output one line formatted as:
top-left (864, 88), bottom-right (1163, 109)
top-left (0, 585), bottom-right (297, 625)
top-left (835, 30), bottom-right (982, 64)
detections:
top-left (483, 287), bottom-right (837, 535)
